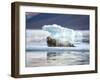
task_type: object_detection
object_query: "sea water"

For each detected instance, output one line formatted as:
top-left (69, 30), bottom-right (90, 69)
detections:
top-left (25, 43), bottom-right (89, 67)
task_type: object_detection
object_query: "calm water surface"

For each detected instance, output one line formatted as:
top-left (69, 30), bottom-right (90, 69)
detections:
top-left (26, 50), bottom-right (89, 67)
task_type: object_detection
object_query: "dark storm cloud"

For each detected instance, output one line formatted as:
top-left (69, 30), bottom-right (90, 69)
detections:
top-left (26, 13), bottom-right (89, 30)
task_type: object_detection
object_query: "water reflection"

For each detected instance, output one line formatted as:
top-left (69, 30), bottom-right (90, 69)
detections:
top-left (26, 51), bottom-right (89, 67)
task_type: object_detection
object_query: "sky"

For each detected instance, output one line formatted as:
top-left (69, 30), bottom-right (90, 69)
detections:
top-left (26, 12), bottom-right (89, 30)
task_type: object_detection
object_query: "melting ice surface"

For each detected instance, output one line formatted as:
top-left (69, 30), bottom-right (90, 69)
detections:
top-left (26, 24), bottom-right (90, 67)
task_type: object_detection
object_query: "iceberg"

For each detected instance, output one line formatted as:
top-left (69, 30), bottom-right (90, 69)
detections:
top-left (26, 24), bottom-right (89, 49)
top-left (42, 24), bottom-right (89, 45)
top-left (42, 24), bottom-right (75, 43)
